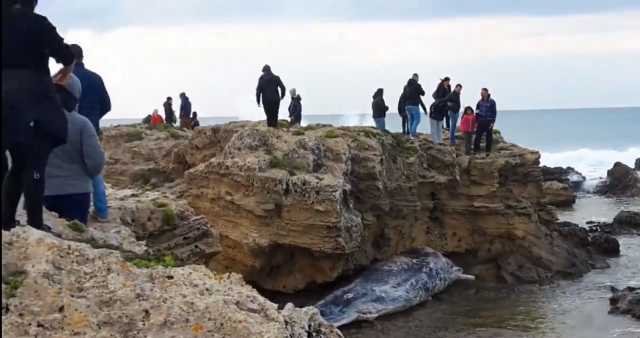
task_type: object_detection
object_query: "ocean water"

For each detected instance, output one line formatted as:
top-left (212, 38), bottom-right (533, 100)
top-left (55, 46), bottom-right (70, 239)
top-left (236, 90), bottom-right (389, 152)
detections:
top-left (104, 107), bottom-right (639, 180)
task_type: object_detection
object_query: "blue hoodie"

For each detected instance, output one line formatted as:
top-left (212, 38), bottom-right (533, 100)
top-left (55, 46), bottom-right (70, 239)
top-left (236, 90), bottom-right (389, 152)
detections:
top-left (475, 95), bottom-right (497, 121)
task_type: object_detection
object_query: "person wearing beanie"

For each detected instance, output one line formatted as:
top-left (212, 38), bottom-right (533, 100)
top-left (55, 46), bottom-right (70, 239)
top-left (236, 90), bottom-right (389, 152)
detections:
top-left (43, 74), bottom-right (106, 225)
top-left (256, 64), bottom-right (286, 128)
top-left (2, 0), bottom-right (75, 231)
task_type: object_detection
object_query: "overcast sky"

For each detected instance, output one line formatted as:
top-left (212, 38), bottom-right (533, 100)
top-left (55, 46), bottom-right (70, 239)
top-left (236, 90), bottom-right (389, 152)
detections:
top-left (41, 1), bottom-right (640, 119)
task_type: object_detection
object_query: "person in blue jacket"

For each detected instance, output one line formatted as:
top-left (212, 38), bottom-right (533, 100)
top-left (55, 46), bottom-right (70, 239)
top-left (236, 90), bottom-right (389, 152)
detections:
top-left (69, 44), bottom-right (111, 222)
top-left (473, 88), bottom-right (498, 156)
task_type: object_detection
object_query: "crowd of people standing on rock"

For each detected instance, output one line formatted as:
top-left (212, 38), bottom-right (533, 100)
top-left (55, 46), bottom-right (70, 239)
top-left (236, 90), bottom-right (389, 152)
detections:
top-left (2, 0), bottom-right (497, 235)
top-left (375, 74), bottom-right (497, 156)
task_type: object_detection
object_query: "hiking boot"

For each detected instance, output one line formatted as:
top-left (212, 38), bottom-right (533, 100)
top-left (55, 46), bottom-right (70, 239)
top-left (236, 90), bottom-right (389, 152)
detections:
top-left (91, 211), bottom-right (109, 223)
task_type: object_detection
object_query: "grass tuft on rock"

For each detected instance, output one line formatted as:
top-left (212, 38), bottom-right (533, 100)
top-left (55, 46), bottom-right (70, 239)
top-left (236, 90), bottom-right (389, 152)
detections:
top-left (152, 200), bottom-right (169, 208)
top-left (292, 129), bottom-right (305, 136)
top-left (3, 272), bottom-right (26, 299)
top-left (161, 208), bottom-right (178, 227)
top-left (277, 120), bottom-right (290, 129)
top-left (130, 255), bottom-right (177, 269)
top-left (66, 220), bottom-right (87, 233)
top-left (123, 128), bottom-right (145, 143)
top-left (269, 155), bottom-right (306, 173)
top-left (323, 129), bottom-right (339, 139)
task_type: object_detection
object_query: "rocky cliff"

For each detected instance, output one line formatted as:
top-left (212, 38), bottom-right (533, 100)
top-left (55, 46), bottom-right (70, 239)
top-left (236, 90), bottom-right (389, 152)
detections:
top-left (101, 122), bottom-right (605, 293)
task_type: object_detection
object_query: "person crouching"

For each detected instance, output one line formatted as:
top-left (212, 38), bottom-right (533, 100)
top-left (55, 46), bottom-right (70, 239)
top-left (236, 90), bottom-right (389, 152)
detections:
top-left (43, 74), bottom-right (105, 225)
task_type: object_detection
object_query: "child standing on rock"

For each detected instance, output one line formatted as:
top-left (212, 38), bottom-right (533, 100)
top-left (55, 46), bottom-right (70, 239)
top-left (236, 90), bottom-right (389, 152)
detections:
top-left (459, 106), bottom-right (476, 155)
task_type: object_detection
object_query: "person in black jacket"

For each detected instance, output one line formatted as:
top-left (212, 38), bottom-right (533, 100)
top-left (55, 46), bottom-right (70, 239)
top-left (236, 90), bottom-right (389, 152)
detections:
top-left (179, 92), bottom-right (192, 129)
top-left (256, 65), bottom-right (286, 128)
top-left (288, 88), bottom-right (302, 127)
top-left (371, 88), bottom-right (389, 131)
top-left (432, 77), bottom-right (452, 129)
top-left (397, 92), bottom-right (409, 135)
top-left (2, 0), bottom-right (75, 231)
top-left (163, 96), bottom-right (176, 126)
top-left (447, 84), bottom-right (463, 145)
top-left (403, 73), bottom-right (427, 139)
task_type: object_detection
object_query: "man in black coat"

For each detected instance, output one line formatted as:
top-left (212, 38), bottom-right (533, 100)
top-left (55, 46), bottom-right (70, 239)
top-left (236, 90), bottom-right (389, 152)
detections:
top-left (2, 0), bottom-right (75, 230)
top-left (163, 97), bottom-right (176, 126)
top-left (256, 65), bottom-right (286, 128)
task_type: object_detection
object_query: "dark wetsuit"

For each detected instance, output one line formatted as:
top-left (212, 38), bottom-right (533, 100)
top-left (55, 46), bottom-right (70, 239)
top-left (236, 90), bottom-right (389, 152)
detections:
top-left (2, 7), bottom-right (74, 229)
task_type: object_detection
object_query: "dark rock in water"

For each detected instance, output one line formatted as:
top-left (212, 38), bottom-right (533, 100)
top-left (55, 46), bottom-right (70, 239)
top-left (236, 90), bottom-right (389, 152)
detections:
top-left (541, 166), bottom-right (586, 192)
top-left (315, 248), bottom-right (474, 327)
top-left (614, 210), bottom-right (640, 229)
top-left (554, 221), bottom-right (590, 248)
top-left (589, 233), bottom-right (620, 256)
top-left (595, 162), bottom-right (640, 197)
top-left (591, 211), bottom-right (640, 236)
top-left (635, 158), bottom-right (640, 171)
top-left (609, 286), bottom-right (640, 320)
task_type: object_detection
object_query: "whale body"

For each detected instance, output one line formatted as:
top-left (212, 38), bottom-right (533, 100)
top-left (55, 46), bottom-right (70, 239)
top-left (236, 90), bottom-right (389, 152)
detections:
top-left (316, 248), bottom-right (474, 327)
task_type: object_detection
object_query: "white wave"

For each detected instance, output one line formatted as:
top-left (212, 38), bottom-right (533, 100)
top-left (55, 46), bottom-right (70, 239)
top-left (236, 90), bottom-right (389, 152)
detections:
top-left (541, 147), bottom-right (640, 190)
top-left (339, 113), bottom-right (371, 127)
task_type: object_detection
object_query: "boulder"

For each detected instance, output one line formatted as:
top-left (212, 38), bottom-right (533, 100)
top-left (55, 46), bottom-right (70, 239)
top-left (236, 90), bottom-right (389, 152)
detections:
top-left (587, 210), bottom-right (640, 236)
top-left (112, 122), bottom-right (605, 292)
top-left (541, 166), bottom-right (586, 192)
top-left (541, 181), bottom-right (576, 207)
top-left (609, 286), bottom-right (640, 320)
top-left (614, 210), bottom-right (640, 229)
top-left (589, 233), bottom-right (620, 256)
top-left (595, 162), bottom-right (640, 197)
top-left (1, 227), bottom-right (342, 338)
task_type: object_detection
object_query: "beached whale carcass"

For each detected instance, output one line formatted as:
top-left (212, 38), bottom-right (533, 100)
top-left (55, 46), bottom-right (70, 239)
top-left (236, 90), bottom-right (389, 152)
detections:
top-left (316, 248), bottom-right (474, 327)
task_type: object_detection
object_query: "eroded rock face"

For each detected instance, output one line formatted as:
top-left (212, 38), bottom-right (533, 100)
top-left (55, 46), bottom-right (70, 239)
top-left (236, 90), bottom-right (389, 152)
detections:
top-left (635, 158), bottom-right (640, 171)
top-left (595, 162), bottom-right (640, 197)
top-left (1, 227), bottom-right (342, 338)
top-left (145, 122), bottom-right (608, 292)
top-left (609, 286), bottom-right (640, 320)
top-left (541, 181), bottom-right (576, 207)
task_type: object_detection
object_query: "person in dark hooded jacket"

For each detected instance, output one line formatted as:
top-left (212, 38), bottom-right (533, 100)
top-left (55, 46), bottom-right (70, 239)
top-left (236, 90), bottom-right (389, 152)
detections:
top-left (288, 88), bottom-right (302, 127)
top-left (256, 65), bottom-right (286, 128)
top-left (179, 92), bottom-right (192, 129)
top-left (371, 88), bottom-right (389, 131)
top-left (432, 77), bottom-right (452, 129)
top-left (397, 92), bottom-right (409, 135)
top-left (403, 73), bottom-right (427, 138)
top-left (163, 97), bottom-right (176, 126)
top-left (2, 0), bottom-right (75, 231)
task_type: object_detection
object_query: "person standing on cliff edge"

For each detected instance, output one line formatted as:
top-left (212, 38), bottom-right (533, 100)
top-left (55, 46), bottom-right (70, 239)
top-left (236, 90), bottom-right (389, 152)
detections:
top-left (473, 88), bottom-right (498, 156)
top-left (179, 92), bottom-right (192, 129)
top-left (256, 65), bottom-right (286, 128)
top-left (69, 43), bottom-right (112, 223)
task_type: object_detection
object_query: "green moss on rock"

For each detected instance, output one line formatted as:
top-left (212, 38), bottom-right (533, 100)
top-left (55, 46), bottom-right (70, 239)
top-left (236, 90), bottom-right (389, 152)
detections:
top-left (161, 208), bottom-right (178, 227)
top-left (66, 220), bottom-right (87, 233)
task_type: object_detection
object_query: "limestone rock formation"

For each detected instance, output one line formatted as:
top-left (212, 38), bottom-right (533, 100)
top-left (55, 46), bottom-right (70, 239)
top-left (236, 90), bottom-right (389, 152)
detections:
top-left (609, 286), bottom-right (640, 320)
top-left (541, 181), bottom-right (576, 207)
top-left (1, 227), bottom-right (342, 338)
top-left (541, 166), bottom-right (586, 192)
top-left (595, 162), bottom-right (640, 197)
top-left (126, 122), bottom-right (609, 292)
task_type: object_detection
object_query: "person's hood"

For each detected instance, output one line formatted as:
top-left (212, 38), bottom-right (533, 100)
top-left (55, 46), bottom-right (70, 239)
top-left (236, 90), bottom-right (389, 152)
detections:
top-left (292, 94), bottom-right (301, 101)
top-left (59, 73), bottom-right (82, 100)
top-left (372, 88), bottom-right (384, 99)
top-left (406, 78), bottom-right (418, 86)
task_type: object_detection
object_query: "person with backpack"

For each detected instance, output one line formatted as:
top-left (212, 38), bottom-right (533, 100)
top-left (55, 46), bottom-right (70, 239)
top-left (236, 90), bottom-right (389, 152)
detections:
top-left (2, 0), bottom-right (75, 231)
top-left (473, 88), bottom-right (498, 156)
top-left (256, 64), bottom-right (286, 128)
top-left (371, 88), bottom-right (389, 131)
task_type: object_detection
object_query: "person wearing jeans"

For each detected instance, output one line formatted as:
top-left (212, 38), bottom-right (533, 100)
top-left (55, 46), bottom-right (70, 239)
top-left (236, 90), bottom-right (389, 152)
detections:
top-left (447, 84), bottom-right (462, 145)
top-left (473, 88), bottom-right (498, 155)
top-left (429, 117), bottom-right (444, 144)
top-left (70, 44), bottom-right (111, 221)
top-left (402, 73), bottom-right (426, 139)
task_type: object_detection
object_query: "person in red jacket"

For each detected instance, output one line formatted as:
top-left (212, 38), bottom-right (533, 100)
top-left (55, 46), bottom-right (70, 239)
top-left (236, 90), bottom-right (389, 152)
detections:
top-left (150, 109), bottom-right (164, 128)
top-left (459, 106), bottom-right (477, 155)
